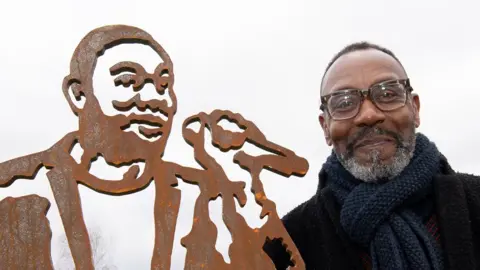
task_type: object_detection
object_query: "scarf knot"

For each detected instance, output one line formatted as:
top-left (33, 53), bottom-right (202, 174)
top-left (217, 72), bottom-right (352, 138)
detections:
top-left (323, 133), bottom-right (443, 270)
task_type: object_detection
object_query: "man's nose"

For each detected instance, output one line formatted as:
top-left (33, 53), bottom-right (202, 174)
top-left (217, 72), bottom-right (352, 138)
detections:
top-left (353, 99), bottom-right (385, 127)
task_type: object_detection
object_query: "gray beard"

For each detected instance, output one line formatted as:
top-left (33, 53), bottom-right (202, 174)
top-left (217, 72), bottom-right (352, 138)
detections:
top-left (336, 128), bottom-right (416, 183)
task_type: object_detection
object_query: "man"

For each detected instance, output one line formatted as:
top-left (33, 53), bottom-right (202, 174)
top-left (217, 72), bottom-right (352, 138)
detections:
top-left (265, 42), bottom-right (480, 269)
top-left (0, 25), bottom-right (308, 269)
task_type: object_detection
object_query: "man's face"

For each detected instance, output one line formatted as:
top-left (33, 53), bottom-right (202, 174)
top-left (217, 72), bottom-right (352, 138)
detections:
top-left (79, 43), bottom-right (176, 163)
top-left (319, 49), bottom-right (420, 182)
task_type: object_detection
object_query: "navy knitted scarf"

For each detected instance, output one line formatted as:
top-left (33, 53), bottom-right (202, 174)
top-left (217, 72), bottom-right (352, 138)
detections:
top-left (322, 133), bottom-right (444, 270)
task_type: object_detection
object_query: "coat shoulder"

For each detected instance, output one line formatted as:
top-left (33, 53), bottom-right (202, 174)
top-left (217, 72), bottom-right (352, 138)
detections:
top-left (436, 172), bottom-right (480, 213)
top-left (264, 190), bottom-right (336, 269)
top-left (454, 172), bottom-right (480, 214)
top-left (456, 172), bottom-right (480, 191)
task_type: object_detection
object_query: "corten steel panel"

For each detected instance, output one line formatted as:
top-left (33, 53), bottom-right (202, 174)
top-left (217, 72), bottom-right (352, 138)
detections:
top-left (0, 195), bottom-right (53, 269)
top-left (0, 25), bottom-right (308, 270)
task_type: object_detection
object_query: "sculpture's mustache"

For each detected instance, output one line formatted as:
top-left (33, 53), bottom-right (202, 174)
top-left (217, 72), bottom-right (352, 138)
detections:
top-left (109, 94), bottom-right (173, 132)
top-left (112, 93), bottom-right (171, 119)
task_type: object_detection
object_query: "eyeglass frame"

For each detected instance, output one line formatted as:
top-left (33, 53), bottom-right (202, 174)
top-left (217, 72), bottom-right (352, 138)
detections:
top-left (319, 78), bottom-right (414, 119)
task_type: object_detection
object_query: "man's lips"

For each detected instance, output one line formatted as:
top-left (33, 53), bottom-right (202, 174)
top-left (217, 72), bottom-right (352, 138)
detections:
top-left (355, 136), bottom-right (395, 149)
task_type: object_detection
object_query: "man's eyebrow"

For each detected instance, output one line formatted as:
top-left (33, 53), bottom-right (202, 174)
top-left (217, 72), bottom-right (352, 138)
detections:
top-left (368, 77), bottom-right (401, 89)
top-left (109, 61), bottom-right (146, 76)
top-left (331, 75), bottom-right (398, 92)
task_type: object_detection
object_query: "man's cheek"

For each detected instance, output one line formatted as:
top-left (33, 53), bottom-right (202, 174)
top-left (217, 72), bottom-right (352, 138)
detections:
top-left (329, 125), bottom-right (352, 149)
top-left (332, 141), bottom-right (348, 157)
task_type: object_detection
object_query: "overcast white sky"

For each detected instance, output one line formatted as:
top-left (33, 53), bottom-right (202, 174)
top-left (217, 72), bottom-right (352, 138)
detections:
top-left (1, 0), bottom-right (480, 269)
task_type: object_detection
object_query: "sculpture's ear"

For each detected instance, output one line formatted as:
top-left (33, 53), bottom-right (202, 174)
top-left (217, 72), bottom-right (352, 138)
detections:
top-left (62, 75), bottom-right (86, 115)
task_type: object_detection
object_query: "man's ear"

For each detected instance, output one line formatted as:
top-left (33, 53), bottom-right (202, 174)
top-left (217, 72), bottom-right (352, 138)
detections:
top-left (62, 75), bottom-right (86, 115)
top-left (319, 113), bottom-right (333, 146)
top-left (412, 94), bottom-right (420, 128)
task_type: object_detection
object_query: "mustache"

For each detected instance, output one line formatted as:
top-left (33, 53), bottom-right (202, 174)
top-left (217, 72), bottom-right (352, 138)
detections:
top-left (346, 127), bottom-right (403, 153)
top-left (112, 93), bottom-right (171, 118)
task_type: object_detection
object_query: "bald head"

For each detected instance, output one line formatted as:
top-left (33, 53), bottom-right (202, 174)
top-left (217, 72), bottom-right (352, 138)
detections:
top-left (322, 49), bottom-right (408, 99)
top-left (320, 42), bottom-right (407, 96)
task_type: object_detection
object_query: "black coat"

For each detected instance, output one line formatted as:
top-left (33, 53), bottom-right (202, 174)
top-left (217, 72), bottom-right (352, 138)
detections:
top-left (264, 161), bottom-right (480, 270)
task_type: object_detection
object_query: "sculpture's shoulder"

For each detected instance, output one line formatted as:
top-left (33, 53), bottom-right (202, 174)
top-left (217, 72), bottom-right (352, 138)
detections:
top-left (0, 131), bottom-right (78, 186)
top-left (49, 131), bottom-right (78, 151)
top-left (41, 131), bottom-right (79, 165)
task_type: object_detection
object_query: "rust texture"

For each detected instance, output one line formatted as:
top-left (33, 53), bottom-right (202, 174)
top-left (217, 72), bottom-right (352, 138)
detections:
top-left (0, 25), bottom-right (308, 269)
top-left (0, 195), bottom-right (53, 269)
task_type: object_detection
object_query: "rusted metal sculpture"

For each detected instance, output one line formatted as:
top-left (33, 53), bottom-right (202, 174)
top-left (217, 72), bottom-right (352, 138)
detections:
top-left (0, 25), bottom-right (308, 269)
top-left (0, 195), bottom-right (53, 269)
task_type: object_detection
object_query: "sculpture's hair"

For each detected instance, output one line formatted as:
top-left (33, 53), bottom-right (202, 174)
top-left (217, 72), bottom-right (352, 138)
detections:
top-left (64, 25), bottom-right (173, 97)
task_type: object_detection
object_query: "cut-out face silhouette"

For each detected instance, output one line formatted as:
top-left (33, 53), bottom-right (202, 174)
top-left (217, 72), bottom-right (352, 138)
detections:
top-left (94, 44), bottom-right (175, 142)
top-left (63, 28), bottom-right (177, 165)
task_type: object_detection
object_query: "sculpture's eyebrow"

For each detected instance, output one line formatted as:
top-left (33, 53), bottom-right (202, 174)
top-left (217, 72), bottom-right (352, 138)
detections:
top-left (109, 61), bottom-right (147, 76)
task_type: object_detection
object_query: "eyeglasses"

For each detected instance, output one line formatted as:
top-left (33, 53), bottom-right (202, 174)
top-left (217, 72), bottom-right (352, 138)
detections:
top-left (320, 79), bottom-right (413, 121)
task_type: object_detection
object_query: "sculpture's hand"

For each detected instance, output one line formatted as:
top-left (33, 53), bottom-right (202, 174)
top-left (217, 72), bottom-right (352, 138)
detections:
top-left (205, 109), bottom-right (308, 177)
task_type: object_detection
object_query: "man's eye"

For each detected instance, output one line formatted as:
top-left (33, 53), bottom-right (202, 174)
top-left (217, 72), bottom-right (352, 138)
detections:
top-left (382, 91), bottom-right (396, 97)
top-left (338, 100), bottom-right (354, 109)
top-left (375, 87), bottom-right (403, 102)
top-left (332, 97), bottom-right (356, 111)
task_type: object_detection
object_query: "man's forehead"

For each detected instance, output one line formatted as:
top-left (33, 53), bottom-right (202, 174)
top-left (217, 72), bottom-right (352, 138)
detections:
top-left (322, 49), bottom-right (407, 94)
